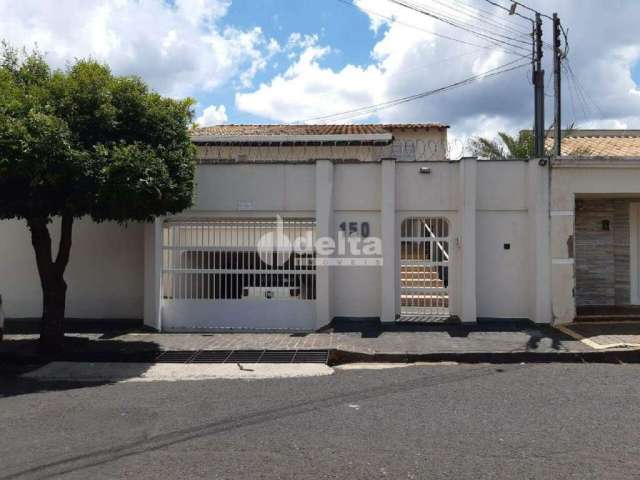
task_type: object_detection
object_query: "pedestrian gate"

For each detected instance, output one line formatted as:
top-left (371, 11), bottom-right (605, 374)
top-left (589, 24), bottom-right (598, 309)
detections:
top-left (161, 218), bottom-right (317, 331)
top-left (400, 217), bottom-right (450, 318)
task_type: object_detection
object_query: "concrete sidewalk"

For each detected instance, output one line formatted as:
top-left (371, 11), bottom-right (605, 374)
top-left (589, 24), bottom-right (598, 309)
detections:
top-left (3, 320), bottom-right (640, 365)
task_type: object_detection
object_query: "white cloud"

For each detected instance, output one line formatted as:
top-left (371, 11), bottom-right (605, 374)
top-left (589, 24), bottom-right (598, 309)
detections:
top-left (236, 40), bottom-right (383, 123)
top-left (286, 33), bottom-right (320, 51)
top-left (236, 0), bottom-right (640, 144)
top-left (196, 104), bottom-right (228, 126)
top-left (0, 0), bottom-right (273, 98)
top-left (3, 0), bottom-right (640, 141)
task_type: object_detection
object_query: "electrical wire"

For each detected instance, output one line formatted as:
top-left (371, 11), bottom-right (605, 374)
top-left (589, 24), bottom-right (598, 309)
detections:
top-left (482, 0), bottom-right (533, 22)
top-left (565, 59), bottom-right (603, 116)
top-left (482, 0), bottom-right (553, 50)
top-left (294, 56), bottom-right (531, 124)
top-left (563, 63), bottom-right (589, 120)
top-left (563, 63), bottom-right (579, 126)
top-left (429, 0), bottom-right (532, 39)
top-left (449, 0), bottom-right (533, 36)
top-left (416, 0), bottom-right (532, 43)
top-left (387, 0), bottom-right (533, 54)
top-left (336, 0), bottom-right (526, 57)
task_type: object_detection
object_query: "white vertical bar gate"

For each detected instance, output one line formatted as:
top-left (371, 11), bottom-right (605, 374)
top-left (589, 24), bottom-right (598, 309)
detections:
top-left (400, 217), bottom-right (450, 318)
top-left (161, 218), bottom-right (317, 331)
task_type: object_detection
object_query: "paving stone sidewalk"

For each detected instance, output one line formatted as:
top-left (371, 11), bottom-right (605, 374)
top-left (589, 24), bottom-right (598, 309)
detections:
top-left (0, 322), bottom-right (602, 361)
top-left (556, 322), bottom-right (640, 350)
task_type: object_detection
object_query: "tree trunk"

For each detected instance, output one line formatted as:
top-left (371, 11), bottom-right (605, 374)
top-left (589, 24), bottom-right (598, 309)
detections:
top-left (40, 274), bottom-right (67, 353)
top-left (27, 215), bottom-right (74, 354)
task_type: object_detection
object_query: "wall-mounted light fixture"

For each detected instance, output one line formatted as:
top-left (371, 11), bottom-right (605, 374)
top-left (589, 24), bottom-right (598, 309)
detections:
top-left (419, 167), bottom-right (431, 174)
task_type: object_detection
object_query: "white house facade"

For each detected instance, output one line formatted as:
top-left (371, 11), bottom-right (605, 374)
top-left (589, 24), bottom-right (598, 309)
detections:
top-left (3, 125), bottom-right (640, 331)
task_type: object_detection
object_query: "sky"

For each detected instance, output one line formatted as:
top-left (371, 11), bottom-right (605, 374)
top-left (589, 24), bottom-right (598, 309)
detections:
top-left (1, 0), bottom-right (639, 148)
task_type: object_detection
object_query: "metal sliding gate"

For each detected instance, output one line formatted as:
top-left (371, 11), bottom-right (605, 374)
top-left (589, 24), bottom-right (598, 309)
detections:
top-left (400, 217), bottom-right (450, 318)
top-left (161, 218), bottom-right (317, 331)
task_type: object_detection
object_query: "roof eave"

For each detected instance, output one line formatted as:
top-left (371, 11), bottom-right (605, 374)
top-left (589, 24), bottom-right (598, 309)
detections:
top-left (190, 133), bottom-right (394, 146)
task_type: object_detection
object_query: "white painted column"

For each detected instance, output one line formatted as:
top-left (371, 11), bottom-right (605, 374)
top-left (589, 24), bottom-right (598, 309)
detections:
top-left (143, 217), bottom-right (163, 331)
top-left (527, 160), bottom-right (552, 323)
top-left (381, 158), bottom-right (397, 323)
top-left (315, 160), bottom-right (334, 328)
top-left (459, 157), bottom-right (477, 323)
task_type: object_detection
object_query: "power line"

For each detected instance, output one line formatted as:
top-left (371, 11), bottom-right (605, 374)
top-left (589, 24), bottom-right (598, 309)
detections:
top-left (484, 0), bottom-right (563, 156)
top-left (381, 47), bottom-right (510, 77)
top-left (336, 0), bottom-right (527, 57)
top-left (566, 65), bottom-right (586, 119)
top-left (564, 63), bottom-right (593, 118)
top-left (295, 57), bottom-right (530, 124)
top-left (281, 46), bottom-right (513, 106)
top-left (563, 63), bottom-right (580, 125)
top-left (511, 0), bottom-right (553, 20)
top-left (482, 0), bottom-right (553, 50)
top-left (482, 0), bottom-right (533, 23)
top-left (455, 0), bottom-right (529, 26)
top-left (565, 59), bottom-right (603, 116)
top-left (429, 0), bottom-right (532, 39)
top-left (419, 0), bottom-right (532, 41)
top-left (387, 0), bottom-right (533, 54)
top-left (450, 0), bottom-right (533, 33)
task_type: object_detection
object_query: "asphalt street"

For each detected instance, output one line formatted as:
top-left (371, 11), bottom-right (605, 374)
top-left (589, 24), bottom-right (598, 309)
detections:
top-left (1, 363), bottom-right (639, 479)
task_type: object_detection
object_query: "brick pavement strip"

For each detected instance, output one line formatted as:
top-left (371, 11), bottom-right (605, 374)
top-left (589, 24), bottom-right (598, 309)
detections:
top-left (1, 325), bottom-right (596, 357)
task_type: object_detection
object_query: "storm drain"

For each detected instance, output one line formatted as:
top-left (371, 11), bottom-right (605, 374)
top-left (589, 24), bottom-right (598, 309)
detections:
top-left (154, 349), bottom-right (329, 364)
top-left (153, 351), bottom-right (197, 363)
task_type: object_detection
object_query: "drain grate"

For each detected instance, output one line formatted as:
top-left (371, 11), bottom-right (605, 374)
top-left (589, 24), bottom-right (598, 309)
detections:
top-left (155, 351), bottom-right (197, 363)
top-left (153, 349), bottom-right (329, 364)
top-left (260, 350), bottom-right (301, 363)
top-left (226, 350), bottom-right (264, 363)
top-left (292, 350), bottom-right (330, 363)
top-left (190, 350), bottom-right (233, 363)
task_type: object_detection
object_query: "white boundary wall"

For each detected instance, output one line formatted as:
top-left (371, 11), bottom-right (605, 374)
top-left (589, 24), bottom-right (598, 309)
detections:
top-left (140, 156), bottom-right (552, 329)
top-left (0, 137), bottom-right (556, 328)
top-left (0, 218), bottom-right (144, 320)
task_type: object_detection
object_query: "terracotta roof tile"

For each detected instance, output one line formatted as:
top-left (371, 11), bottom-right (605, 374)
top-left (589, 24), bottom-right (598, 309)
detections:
top-left (544, 131), bottom-right (640, 156)
top-left (191, 123), bottom-right (448, 138)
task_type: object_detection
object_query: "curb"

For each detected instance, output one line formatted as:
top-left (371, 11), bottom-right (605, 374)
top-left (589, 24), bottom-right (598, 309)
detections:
top-left (3, 348), bottom-right (640, 370)
top-left (328, 349), bottom-right (640, 365)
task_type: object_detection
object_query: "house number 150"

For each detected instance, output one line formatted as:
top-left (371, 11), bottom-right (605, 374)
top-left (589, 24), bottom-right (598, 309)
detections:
top-left (339, 221), bottom-right (370, 238)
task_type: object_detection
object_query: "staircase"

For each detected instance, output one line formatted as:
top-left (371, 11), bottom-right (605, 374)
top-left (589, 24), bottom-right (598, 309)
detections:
top-left (400, 265), bottom-right (449, 311)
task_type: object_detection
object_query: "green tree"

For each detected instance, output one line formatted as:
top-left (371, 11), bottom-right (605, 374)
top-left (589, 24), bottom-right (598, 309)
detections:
top-left (0, 44), bottom-right (196, 352)
top-left (468, 131), bottom-right (534, 159)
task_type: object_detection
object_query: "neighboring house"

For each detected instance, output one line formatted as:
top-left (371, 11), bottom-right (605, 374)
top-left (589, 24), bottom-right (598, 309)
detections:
top-left (3, 124), bottom-right (640, 330)
top-left (545, 129), bottom-right (640, 156)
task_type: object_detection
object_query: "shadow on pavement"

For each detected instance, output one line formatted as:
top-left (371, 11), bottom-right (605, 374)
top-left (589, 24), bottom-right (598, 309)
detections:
top-left (322, 318), bottom-right (569, 351)
top-left (0, 335), bottom-right (162, 398)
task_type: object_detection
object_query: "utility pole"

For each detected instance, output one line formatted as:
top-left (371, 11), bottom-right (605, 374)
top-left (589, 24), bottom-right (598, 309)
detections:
top-left (553, 13), bottom-right (562, 156)
top-left (533, 12), bottom-right (545, 158)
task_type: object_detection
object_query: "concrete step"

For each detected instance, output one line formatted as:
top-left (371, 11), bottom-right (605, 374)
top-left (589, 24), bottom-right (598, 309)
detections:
top-left (400, 274), bottom-right (441, 281)
top-left (401, 283), bottom-right (444, 289)
top-left (401, 291), bottom-right (448, 296)
top-left (400, 267), bottom-right (440, 272)
top-left (401, 279), bottom-right (445, 286)
top-left (401, 299), bottom-right (449, 307)
top-left (400, 268), bottom-right (442, 275)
